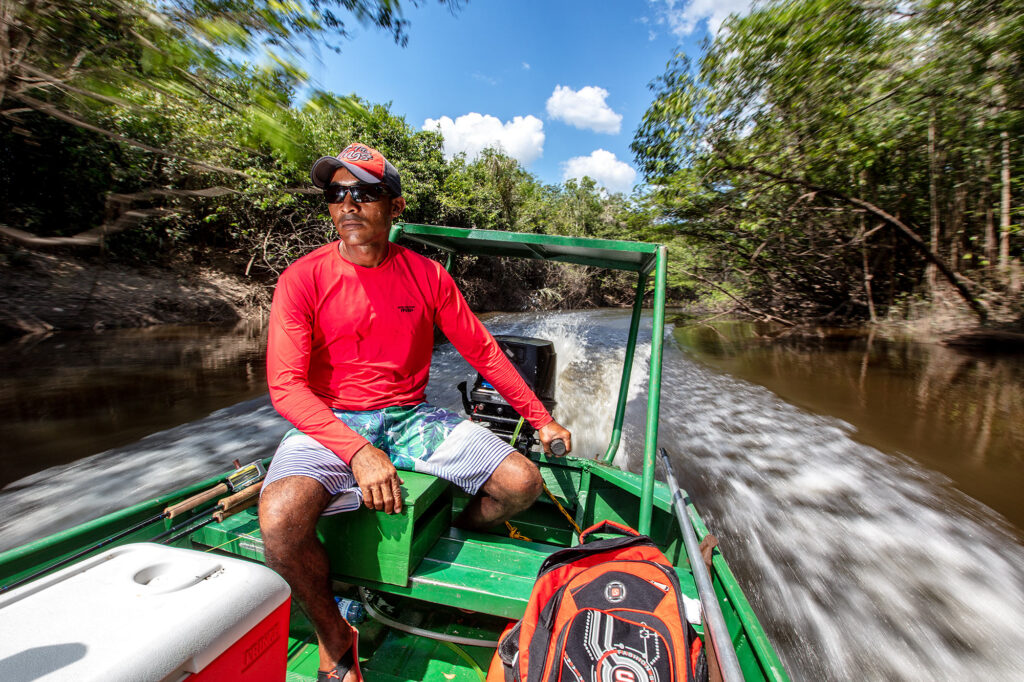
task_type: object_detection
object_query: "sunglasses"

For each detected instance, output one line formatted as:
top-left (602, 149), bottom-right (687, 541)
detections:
top-left (323, 183), bottom-right (389, 204)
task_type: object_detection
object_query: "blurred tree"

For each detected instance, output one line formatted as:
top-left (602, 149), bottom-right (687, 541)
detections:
top-left (0, 0), bottom-right (456, 161)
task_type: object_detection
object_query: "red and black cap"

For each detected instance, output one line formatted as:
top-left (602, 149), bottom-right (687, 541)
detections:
top-left (311, 143), bottom-right (402, 197)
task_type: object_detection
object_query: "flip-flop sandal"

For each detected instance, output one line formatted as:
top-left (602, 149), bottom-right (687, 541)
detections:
top-left (317, 626), bottom-right (362, 682)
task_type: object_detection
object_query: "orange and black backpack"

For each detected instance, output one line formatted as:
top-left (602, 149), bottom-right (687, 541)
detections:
top-left (487, 520), bottom-right (708, 682)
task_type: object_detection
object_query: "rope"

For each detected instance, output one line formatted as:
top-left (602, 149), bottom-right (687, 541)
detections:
top-left (507, 416), bottom-right (583, 539)
top-left (542, 482), bottom-right (583, 538)
top-left (505, 521), bottom-right (532, 542)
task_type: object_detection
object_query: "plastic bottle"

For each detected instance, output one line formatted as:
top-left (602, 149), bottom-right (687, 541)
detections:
top-left (334, 596), bottom-right (366, 624)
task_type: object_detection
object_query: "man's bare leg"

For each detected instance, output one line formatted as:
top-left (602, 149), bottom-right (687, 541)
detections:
top-left (454, 451), bottom-right (542, 530)
top-left (259, 477), bottom-right (358, 681)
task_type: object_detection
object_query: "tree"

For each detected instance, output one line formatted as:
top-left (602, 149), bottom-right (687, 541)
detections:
top-left (633, 0), bottom-right (1023, 323)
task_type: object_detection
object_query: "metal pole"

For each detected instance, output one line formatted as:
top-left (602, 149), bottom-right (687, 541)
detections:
top-left (660, 449), bottom-right (745, 682)
top-left (603, 271), bottom-right (648, 464)
top-left (388, 222), bottom-right (405, 243)
top-left (638, 247), bottom-right (666, 535)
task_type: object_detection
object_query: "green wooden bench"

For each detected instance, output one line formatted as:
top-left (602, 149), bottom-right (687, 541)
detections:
top-left (191, 471), bottom-right (560, 619)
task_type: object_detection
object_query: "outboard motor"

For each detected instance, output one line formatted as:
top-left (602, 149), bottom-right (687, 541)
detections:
top-left (458, 335), bottom-right (556, 454)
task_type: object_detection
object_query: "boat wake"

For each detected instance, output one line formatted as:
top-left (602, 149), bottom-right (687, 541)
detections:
top-left (656, 338), bottom-right (1024, 681)
top-left (0, 398), bottom-right (289, 554)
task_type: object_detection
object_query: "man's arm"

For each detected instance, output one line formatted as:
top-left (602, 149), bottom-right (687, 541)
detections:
top-left (433, 268), bottom-right (574, 455)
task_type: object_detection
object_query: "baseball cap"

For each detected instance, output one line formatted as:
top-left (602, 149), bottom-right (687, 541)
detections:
top-left (311, 143), bottom-right (402, 197)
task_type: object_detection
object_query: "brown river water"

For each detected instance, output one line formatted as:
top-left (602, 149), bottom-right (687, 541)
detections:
top-left (1, 311), bottom-right (1023, 680)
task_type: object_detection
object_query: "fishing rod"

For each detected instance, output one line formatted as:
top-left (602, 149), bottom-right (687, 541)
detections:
top-left (0, 460), bottom-right (264, 593)
top-left (659, 448), bottom-right (745, 682)
top-left (161, 481), bottom-right (264, 545)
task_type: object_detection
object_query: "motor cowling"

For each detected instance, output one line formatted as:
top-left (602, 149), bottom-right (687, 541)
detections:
top-left (458, 335), bottom-right (556, 454)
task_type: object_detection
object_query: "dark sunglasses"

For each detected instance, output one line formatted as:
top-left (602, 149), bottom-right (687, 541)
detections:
top-left (323, 183), bottom-right (389, 204)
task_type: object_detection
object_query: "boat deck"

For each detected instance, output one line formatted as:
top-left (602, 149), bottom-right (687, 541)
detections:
top-left (192, 503), bottom-right (569, 618)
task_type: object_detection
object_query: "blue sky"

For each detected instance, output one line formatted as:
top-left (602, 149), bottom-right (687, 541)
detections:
top-left (300, 0), bottom-right (750, 194)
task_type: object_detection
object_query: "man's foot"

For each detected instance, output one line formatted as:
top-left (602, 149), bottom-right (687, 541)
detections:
top-left (317, 643), bottom-right (359, 681)
top-left (317, 625), bottom-right (361, 682)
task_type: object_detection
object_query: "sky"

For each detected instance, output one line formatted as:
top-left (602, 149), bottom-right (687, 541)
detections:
top-left (300, 0), bottom-right (753, 194)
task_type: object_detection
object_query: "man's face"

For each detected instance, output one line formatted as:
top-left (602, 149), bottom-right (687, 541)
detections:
top-left (326, 167), bottom-right (406, 248)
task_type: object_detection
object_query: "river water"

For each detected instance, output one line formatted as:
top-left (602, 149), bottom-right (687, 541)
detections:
top-left (1, 310), bottom-right (1023, 680)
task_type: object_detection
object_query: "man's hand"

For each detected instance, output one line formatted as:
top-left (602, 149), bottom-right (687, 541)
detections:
top-left (538, 421), bottom-right (572, 457)
top-left (350, 443), bottom-right (404, 514)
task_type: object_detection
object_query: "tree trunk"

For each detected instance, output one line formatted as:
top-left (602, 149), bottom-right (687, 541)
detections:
top-left (1000, 131), bottom-right (1011, 278)
top-left (928, 110), bottom-right (941, 291)
top-left (950, 163), bottom-right (966, 273)
top-left (862, 238), bottom-right (877, 323)
top-left (984, 147), bottom-right (997, 271)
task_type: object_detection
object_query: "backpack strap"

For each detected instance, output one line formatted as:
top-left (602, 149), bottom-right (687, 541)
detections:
top-left (578, 520), bottom-right (641, 543)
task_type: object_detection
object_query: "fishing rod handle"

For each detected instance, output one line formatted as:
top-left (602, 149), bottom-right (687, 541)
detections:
top-left (217, 481), bottom-right (263, 510)
top-left (550, 438), bottom-right (567, 456)
top-left (213, 495), bottom-right (259, 523)
top-left (165, 483), bottom-right (229, 519)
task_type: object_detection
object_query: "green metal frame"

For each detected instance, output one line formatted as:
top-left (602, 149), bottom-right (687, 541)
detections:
top-left (389, 224), bottom-right (668, 534)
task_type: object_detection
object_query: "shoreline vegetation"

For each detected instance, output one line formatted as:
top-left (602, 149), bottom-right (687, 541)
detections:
top-left (1, 0), bottom-right (1020, 347)
top-left (3, 240), bottom-right (1022, 353)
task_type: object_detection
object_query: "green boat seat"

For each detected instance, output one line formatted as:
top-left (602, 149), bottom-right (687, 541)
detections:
top-left (192, 470), bottom-right (453, 588)
top-left (190, 470), bottom-right (566, 619)
top-left (317, 471), bottom-right (453, 587)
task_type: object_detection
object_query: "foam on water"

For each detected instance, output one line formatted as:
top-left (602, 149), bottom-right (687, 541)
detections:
top-left (657, 341), bottom-right (1024, 680)
top-left (0, 398), bottom-right (290, 554)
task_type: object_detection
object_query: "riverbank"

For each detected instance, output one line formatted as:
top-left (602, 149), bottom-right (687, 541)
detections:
top-left (0, 247), bottom-right (269, 340)
top-left (0, 242), bottom-right (637, 340)
top-left (3, 242), bottom-right (1021, 349)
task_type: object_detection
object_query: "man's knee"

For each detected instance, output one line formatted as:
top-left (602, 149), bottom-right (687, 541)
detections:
top-left (485, 452), bottom-right (543, 507)
top-left (259, 476), bottom-right (330, 548)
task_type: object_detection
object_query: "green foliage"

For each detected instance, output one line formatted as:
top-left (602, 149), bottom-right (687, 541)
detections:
top-left (634, 0), bottom-right (1024, 321)
top-left (2, 0), bottom-right (670, 310)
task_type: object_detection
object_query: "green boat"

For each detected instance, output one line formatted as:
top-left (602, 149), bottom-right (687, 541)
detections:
top-left (0, 225), bottom-right (788, 682)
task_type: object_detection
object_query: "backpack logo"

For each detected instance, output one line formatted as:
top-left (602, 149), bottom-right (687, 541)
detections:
top-left (612, 667), bottom-right (639, 682)
top-left (605, 580), bottom-right (627, 603)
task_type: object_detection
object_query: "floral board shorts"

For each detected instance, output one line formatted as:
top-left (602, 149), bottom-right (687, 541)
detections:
top-left (263, 402), bottom-right (515, 515)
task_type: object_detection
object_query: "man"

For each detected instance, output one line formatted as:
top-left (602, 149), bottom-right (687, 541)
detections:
top-left (259, 143), bottom-right (572, 682)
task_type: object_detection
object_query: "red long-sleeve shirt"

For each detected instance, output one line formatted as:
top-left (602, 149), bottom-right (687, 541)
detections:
top-left (266, 242), bottom-right (553, 463)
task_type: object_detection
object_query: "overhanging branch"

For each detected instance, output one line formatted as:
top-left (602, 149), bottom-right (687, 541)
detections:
top-left (13, 93), bottom-right (249, 178)
top-left (723, 164), bottom-right (989, 323)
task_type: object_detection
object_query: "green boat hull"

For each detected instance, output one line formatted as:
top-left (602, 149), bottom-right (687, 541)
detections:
top-left (0, 453), bottom-right (788, 681)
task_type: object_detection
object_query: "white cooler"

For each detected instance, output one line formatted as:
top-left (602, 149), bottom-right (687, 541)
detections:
top-left (0, 543), bottom-right (291, 681)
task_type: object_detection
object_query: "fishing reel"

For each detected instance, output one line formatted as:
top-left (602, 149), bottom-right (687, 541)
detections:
top-left (458, 335), bottom-right (557, 455)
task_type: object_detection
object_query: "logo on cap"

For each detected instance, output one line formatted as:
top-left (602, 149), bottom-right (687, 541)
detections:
top-left (340, 144), bottom-right (375, 162)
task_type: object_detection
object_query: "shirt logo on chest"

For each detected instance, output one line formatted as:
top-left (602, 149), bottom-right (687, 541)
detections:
top-left (397, 305), bottom-right (415, 313)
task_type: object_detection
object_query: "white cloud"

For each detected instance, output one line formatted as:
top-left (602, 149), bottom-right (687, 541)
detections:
top-left (562, 150), bottom-right (637, 195)
top-left (545, 85), bottom-right (623, 135)
top-left (656, 0), bottom-right (754, 37)
top-left (522, 62), bottom-right (530, 70)
top-left (423, 113), bottom-right (544, 165)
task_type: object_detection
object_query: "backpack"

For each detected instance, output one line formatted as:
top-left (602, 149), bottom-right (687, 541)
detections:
top-left (487, 520), bottom-right (708, 682)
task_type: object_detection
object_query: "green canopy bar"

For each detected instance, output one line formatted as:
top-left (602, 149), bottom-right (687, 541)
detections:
top-left (391, 223), bottom-right (659, 273)
top-left (638, 246), bottom-right (667, 535)
top-left (388, 223), bottom-right (668, 534)
top-left (602, 271), bottom-right (647, 465)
